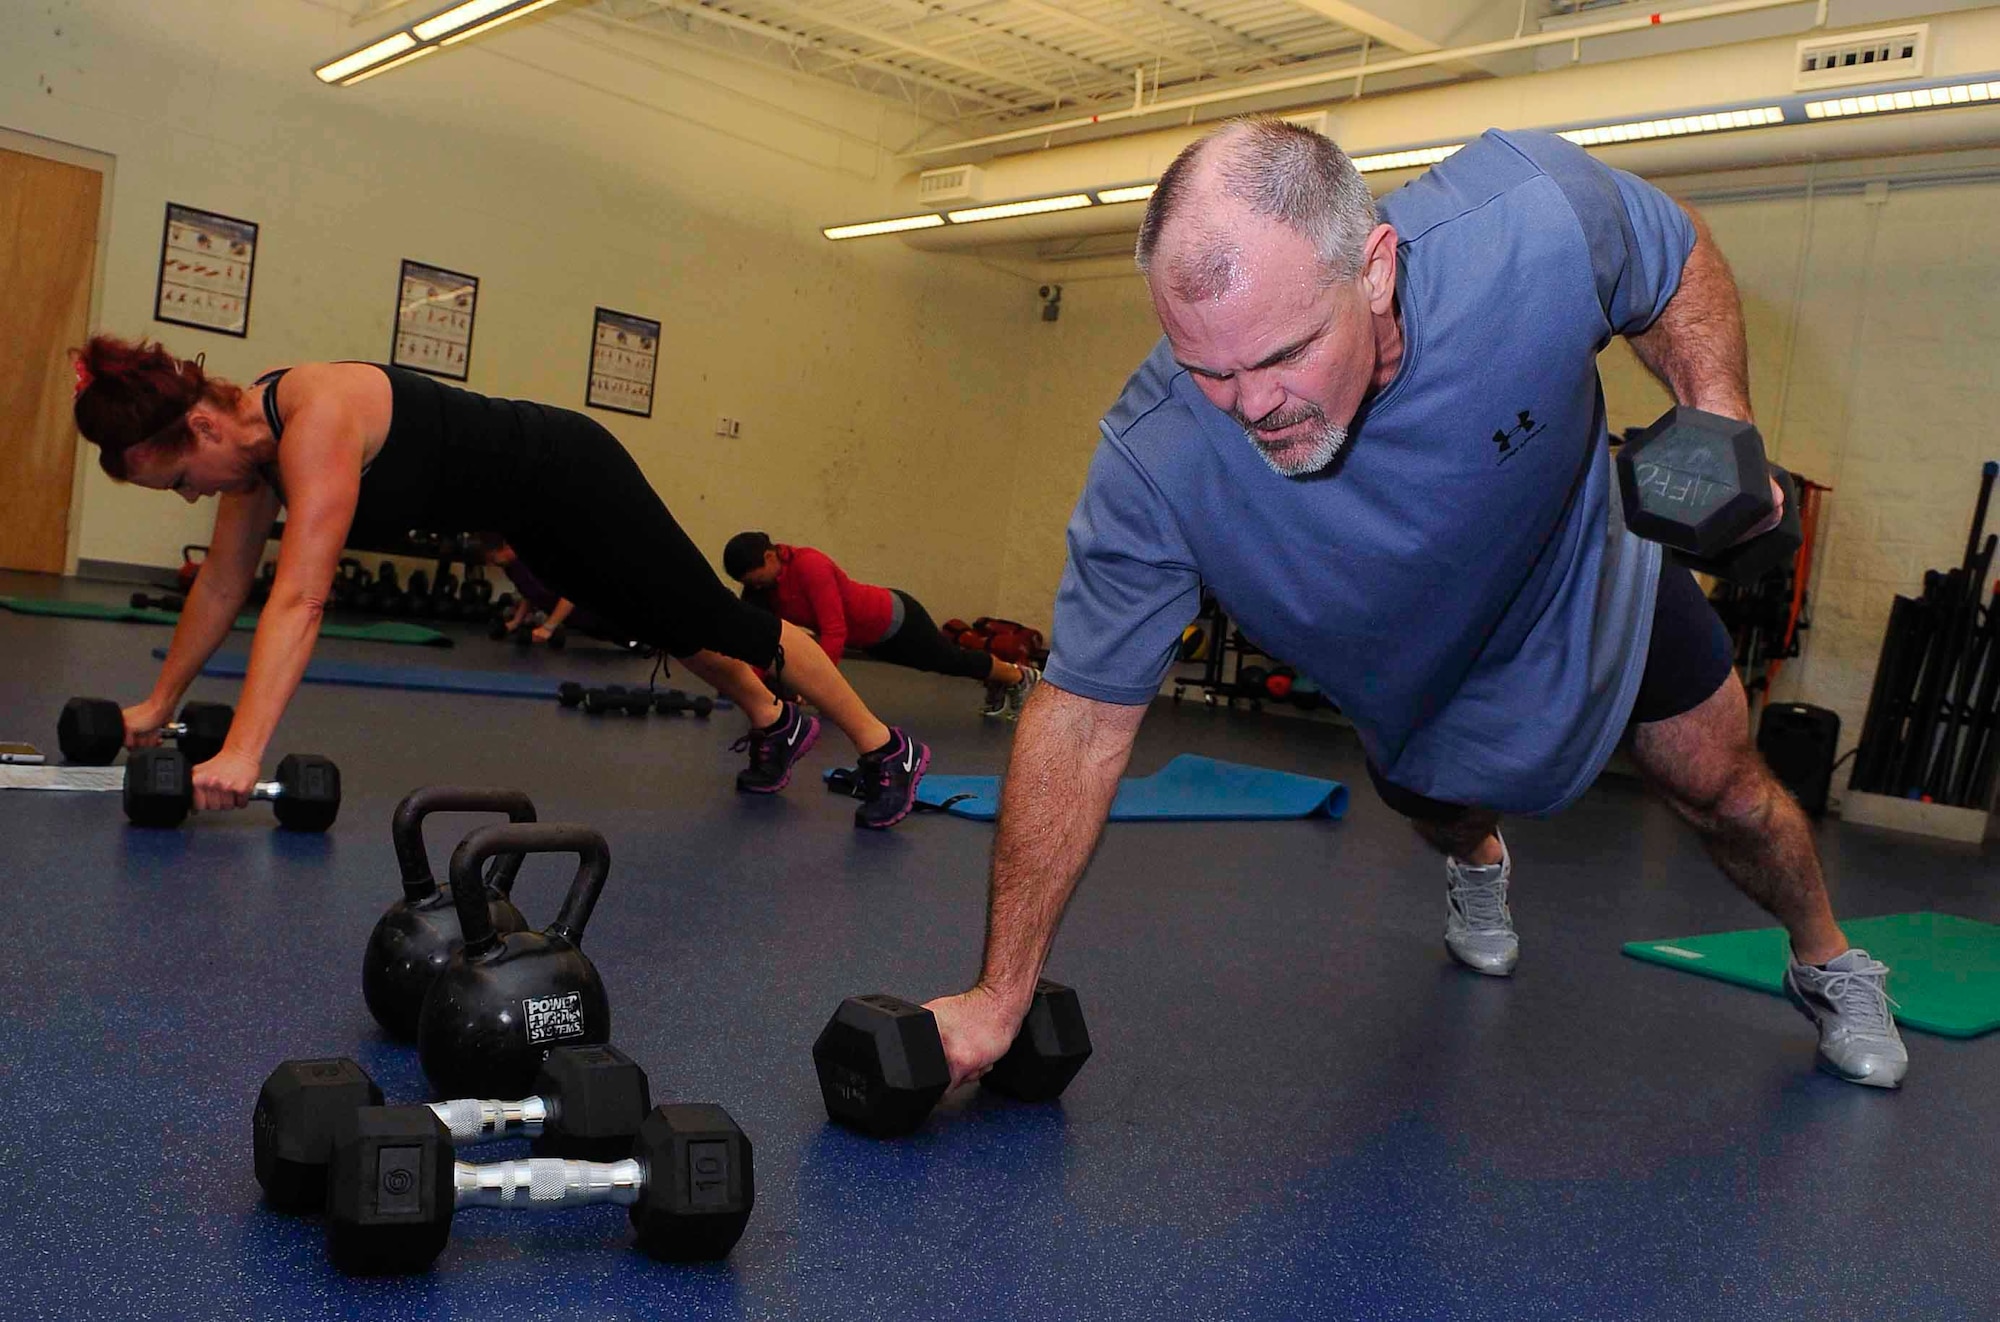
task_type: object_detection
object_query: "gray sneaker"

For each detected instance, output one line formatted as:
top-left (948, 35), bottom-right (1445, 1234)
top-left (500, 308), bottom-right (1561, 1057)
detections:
top-left (1783, 949), bottom-right (1908, 1088)
top-left (979, 682), bottom-right (1010, 720)
top-left (1002, 665), bottom-right (1042, 721)
top-left (1444, 835), bottom-right (1518, 976)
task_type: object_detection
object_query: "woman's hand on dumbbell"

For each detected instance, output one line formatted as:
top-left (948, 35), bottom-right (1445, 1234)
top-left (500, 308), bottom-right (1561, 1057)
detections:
top-left (193, 747), bottom-right (262, 811)
top-left (122, 699), bottom-right (172, 750)
top-left (923, 984), bottom-right (1028, 1092)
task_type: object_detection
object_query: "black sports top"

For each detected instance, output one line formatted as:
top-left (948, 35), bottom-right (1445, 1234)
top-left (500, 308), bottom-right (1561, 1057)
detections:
top-left (253, 364), bottom-right (568, 541)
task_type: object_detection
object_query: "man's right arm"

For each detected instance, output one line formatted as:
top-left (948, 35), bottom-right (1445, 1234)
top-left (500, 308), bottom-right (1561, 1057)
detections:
top-left (926, 680), bottom-right (1147, 1088)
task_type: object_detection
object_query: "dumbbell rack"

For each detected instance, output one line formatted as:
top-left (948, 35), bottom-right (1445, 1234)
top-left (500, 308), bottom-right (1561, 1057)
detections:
top-left (1170, 598), bottom-right (1273, 710)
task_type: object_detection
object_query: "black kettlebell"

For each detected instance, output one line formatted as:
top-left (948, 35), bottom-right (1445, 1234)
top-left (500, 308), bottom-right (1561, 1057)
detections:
top-left (361, 787), bottom-right (537, 1041)
top-left (416, 823), bottom-right (613, 1099)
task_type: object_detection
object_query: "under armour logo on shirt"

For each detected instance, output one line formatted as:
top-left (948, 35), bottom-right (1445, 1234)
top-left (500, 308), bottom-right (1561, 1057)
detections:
top-left (1490, 408), bottom-right (1547, 464)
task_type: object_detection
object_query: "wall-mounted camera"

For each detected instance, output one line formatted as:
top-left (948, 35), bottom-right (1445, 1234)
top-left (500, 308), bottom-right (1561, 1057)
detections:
top-left (1038, 283), bottom-right (1062, 323)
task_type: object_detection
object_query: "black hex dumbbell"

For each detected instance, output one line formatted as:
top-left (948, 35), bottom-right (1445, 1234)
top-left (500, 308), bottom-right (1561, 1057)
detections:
top-left (1616, 406), bottom-right (1803, 584)
top-left (812, 979), bottom-right (1092, 1138)
top-left (252, 1045), bottom-right (652, 1213)
top-left (129, 591), bottom-right (186, 612)
top-left (653, 690), bottom-right (715, 718)
top-left (327, 1101), bottom-right (752, 1273)
top-left (581, 685), bottom-right (649, 716)
top-left (406, 569), bottom-right (433, 618)
top-left (123, 746), bottom-right (341, 831)
top-left (59, 696), bottom-right (232, 766)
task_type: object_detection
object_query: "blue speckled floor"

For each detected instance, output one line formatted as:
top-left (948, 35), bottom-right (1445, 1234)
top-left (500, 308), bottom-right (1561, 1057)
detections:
top-left (2, 570), bottom-right (1997, 1320)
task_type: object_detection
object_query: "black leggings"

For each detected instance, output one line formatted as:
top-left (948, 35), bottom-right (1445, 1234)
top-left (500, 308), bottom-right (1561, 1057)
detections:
top-left (862, 591), bottom-right (1000, 682)
top-left (502, 418), bottom-right (781, 665)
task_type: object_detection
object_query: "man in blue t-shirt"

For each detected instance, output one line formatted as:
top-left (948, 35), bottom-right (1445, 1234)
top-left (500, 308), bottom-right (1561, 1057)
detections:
top-left (921, 119), bottom-right (1907, 1091)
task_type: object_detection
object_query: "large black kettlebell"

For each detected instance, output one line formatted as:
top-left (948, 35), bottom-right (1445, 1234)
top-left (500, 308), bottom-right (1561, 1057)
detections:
top-left (361, 787), bottom-right (538, 1041)
top-left (416, 823), bottom-right (613, 1100)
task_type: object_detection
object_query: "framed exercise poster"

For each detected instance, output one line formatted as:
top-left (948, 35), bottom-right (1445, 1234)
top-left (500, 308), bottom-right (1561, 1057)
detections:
top-left (392, 259), bottom-right (478, 380)
top-left (154, 203), bottom-right (258, 337)
top-left (586, 307), bottom-right (660, 417)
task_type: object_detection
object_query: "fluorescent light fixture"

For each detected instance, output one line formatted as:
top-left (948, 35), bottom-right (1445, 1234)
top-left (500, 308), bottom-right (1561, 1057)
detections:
top-left (315, 31), bottom-right (418, 83)
top-left (440, 0), bottom-right (561, 44)
top-left (823, 214), bottom-right (948, 240)
top-left (316, 0), bottom-right (561, 87)
top-left (340, 44), bottom-right (439, 86)
top-left (821, 79), bottom-right (2000, 239)
top-left (1095, 183), bottom-right (1158, 204)
top-left (414, 0), bottom-right (523, 41)
top-left (1350, 144), bottom-right (1463, 173)
top-left (946, 194), bottom-right (1093, 223)
top-left (1559, 105), bottom-right (1785, 146)
top-left (1805, 79), bottom-right (1998, 118)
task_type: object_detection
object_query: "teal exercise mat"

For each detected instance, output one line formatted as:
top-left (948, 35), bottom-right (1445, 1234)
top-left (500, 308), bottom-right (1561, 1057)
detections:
top-left (826, 753), bottom-right (1349, 822)
top-left (158, 648), bottom-right (734, 709)
top-left (1623, 911), bottom-right (2000, 1038)
top-left (0, 595), bottom-right (450, 646)
top-left (160, 649), bottom-right (563, 699)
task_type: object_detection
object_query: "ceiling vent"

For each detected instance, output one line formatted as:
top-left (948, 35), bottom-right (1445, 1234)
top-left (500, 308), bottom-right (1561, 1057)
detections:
top-left (917, 164), bottom-right (984, 204)
top-left (1795, 24), bottom-right (1928, 91)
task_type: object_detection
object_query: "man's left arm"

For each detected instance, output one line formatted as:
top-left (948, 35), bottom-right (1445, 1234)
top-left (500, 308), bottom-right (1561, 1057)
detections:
top-left (1625, 206), bottom-right (1752, 422)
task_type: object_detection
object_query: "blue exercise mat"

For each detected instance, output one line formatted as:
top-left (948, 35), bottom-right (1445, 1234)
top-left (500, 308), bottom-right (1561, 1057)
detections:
top-left (827, 753), bottom-right (1348, 822)
top-left (154, 648), bottom-right (733, 707)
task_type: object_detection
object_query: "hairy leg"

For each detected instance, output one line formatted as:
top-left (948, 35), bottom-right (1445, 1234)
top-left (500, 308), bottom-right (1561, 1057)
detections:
top-left (1628, 670), bottom-right (1845, 964)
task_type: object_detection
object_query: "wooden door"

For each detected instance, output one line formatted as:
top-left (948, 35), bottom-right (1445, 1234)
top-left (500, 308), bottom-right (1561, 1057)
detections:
top-left (0, 147), bottom-right (102, 573)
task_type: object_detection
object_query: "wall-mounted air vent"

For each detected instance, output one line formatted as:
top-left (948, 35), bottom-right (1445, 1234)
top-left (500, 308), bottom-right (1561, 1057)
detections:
top-left (1795, 25), bottom-right (1928, 91)
top-left (917, 164), bottom-right (983, 204)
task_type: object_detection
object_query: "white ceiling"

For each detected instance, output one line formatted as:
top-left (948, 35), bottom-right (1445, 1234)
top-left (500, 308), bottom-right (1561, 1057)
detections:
top-left (489, 0), bottom-right (1581, 136)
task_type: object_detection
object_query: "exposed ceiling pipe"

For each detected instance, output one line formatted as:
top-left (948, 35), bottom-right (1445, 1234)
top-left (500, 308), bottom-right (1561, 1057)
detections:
top-left (906, 0), bottom-right (1823, 158)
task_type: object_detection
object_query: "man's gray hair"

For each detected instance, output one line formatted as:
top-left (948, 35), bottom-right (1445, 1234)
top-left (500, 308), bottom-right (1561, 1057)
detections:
top-left (1135, 117), bottom-right (1378, 300)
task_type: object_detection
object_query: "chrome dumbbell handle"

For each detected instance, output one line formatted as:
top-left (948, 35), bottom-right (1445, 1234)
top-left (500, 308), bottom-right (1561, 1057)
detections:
top-left (452, 1156), bottom-right (643, 1210)
top-left (427, 1095), bottom-right (552, 1142)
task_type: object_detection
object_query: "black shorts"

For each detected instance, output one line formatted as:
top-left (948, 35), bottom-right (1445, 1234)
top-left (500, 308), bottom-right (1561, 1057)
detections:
top-left (1367, 557), bottom-right (1735, 823)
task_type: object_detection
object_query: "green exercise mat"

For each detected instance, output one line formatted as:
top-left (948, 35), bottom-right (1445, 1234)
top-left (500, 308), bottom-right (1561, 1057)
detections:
top-left (0, 596), bottom-right (450, 646)
top-left (1624, 911), bottom-right (2000, 1038)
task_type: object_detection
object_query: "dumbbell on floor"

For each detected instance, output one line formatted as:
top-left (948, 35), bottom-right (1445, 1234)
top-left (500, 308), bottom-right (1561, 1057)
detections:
top-left (1616, 406), bottom-right (1803, 584)
top-left (123, 747), bottom-right (341, 831)
top-left (59, 697), bottom-right (231, 766)
top-left (812, 979), bottom-right (1092, 1138)
top-left (252, 1045), bottom-right (653, 1213)
top-left (581, 685), bottom-right (650, 716)
top-left (506, 622), bottom-right (568, 649)
top-left (327, 1101), bottom-right (752, 1272)
top-left (129, 591), bottom-right (186, 612)
top-left (653, 690), bottom-right (715, 718)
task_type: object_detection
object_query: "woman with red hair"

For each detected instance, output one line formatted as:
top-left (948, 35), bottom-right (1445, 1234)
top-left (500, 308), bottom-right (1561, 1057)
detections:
top-left (68, 337), bottom-right (930, 829)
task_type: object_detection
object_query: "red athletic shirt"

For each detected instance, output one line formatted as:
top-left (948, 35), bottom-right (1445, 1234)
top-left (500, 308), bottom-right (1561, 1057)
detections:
top-left (765, 544), bottom-right (895, 664)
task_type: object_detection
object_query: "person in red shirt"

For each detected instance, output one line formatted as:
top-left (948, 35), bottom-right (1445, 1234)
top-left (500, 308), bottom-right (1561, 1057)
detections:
top-left (723, 533), bottom-right (1040, 719)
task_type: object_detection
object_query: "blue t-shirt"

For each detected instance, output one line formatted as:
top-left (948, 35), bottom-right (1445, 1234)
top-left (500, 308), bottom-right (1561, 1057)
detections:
top-left (1045, 129), bottom-right (1694, 815)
